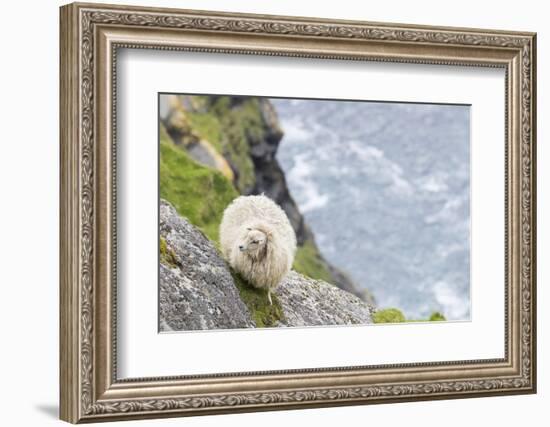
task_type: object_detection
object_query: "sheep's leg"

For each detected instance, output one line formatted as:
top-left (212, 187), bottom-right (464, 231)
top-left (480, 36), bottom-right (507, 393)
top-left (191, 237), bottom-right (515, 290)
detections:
top-left (267, 290), bottom-right (273, 306)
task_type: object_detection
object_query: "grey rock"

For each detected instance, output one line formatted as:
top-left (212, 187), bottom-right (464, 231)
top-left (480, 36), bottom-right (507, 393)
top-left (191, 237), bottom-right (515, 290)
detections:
top-left (159, 200), bottom-right (255, 331)
top-left (159, 199), bottom-right (374, 330)
top-left (276, 271), bottom-right (374, 327)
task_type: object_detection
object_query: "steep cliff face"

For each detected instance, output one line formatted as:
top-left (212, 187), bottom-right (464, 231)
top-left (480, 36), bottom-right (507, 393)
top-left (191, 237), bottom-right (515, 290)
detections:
top-left (159, 200), bottom-right (374, 331)
top-left (159, 94), bottom-right (367, 301)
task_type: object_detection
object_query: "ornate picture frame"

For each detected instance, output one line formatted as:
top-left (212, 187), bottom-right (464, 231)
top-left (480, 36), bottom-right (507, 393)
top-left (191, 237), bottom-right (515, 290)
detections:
top-left (60, 2), bottom-right (536, 423)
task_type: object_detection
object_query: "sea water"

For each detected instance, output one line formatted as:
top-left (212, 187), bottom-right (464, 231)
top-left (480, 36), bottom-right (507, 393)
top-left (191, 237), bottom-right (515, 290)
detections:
top-left (273, 98), bottom-right (470, 321)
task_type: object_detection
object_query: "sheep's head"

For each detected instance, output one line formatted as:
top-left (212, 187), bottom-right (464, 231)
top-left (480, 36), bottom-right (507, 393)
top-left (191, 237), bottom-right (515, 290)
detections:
top-left (237, 225), bottom-right (271, 257)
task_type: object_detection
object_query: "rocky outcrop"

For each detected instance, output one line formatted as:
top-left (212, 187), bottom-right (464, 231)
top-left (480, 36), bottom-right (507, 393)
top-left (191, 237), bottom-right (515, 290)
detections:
top-left (160, 200), bottom-right (255, 331)
top-left (276, 271), bottom-right (374, 327)
top-left (159, 200), bottom-right (374, 331)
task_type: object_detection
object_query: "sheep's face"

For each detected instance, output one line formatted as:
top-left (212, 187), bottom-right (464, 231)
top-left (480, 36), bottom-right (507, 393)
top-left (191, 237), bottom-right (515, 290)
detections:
top-left (238, 228), bottom-right (267, 256)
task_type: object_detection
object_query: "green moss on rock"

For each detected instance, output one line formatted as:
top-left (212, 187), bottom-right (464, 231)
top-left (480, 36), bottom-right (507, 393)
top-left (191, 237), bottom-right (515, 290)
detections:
top-left (373, 308), bottom-right (407, 324)
top-left (374, 308), bottom-right (448, 324)
top-left (159, 126), bottom-right (239, 243)
top-left (159, 236), bottom-right (178, 268)
top-left (428, 311), bottom-right (446, 322)
top-left (230, 269), bottom-right (286, 327)
top-left (293, 241), bottom-right (333, 283)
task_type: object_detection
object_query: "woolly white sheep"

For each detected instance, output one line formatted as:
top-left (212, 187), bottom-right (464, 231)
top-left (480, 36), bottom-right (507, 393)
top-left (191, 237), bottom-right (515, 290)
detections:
top-left (220, 194), bottom-right (297, 305)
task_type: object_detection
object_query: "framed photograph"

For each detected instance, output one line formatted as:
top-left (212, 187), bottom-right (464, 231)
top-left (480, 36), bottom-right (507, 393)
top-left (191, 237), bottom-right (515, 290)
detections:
top-left (60, 2), bottom-right (537, 423)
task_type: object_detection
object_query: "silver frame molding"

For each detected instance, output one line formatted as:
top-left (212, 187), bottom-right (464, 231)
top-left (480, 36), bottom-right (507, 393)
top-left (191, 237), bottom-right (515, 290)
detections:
top-left (60, 2), bottom-right (537, 423)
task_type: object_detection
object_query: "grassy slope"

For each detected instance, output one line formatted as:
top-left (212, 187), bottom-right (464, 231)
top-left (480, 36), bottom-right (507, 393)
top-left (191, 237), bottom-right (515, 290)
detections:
top-left (292, 241), bottom-right (333, 283)
top-left (160, 124), bottom-right (238, 243)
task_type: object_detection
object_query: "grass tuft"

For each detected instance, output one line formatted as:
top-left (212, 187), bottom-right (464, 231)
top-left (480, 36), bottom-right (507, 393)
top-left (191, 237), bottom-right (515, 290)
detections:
top-left (230, 269), bottom-right (286, 328)
top-left (373, 308), bottom-right (448, 324)
top-left (159, 236), bottom-right (178, 268)
top-left (428, 311), bottom-right (447, 322)
top-left (373, 308), bottom-right (407, 324)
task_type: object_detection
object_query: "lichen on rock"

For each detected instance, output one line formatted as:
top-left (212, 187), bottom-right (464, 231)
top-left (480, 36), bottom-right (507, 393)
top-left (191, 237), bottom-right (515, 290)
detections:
top-left (276, 272), bottom-right (374, 327)
top-left (159, 200), bottom-right (255, 331)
